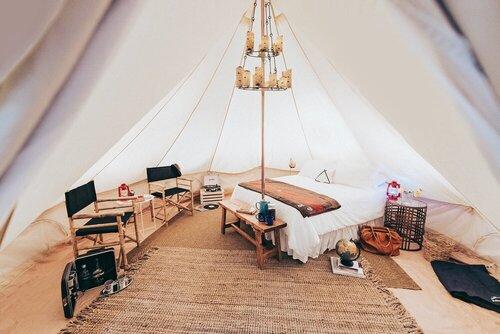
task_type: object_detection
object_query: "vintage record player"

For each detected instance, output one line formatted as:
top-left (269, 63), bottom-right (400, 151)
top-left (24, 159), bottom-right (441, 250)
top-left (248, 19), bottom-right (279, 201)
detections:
top-left (200, 175), bottom-right (224, 205)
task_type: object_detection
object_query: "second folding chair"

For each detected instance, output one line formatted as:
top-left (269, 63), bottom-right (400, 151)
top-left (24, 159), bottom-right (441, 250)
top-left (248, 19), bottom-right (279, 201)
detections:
top-left (146, 164), bottom-right (194, 224)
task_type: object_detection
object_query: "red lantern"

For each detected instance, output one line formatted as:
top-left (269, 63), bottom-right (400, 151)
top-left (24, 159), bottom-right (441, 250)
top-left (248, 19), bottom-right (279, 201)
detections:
top-left (118, 183), bottom-right (134, 197)
top-left (386, 180), bottom-right (401, 201)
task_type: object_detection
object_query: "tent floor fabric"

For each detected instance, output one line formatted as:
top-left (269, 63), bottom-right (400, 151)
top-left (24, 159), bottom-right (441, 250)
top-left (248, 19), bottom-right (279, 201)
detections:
top-left (62, 246), bottom-right (421, 334)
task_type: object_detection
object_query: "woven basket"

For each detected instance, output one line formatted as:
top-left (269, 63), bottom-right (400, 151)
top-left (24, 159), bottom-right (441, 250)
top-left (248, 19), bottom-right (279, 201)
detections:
top-left (423, 230), bottom-right (456, 262)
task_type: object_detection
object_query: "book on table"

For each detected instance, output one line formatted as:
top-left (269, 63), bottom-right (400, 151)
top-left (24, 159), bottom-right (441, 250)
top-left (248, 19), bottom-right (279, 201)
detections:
top-left (330, 257), bottom-right (365, 278)
top-left (236, 205), bottom-right (257, 215)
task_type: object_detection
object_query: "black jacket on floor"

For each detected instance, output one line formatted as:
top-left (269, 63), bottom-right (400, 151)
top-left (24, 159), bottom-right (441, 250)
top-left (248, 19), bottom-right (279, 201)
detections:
top-left (431, 260), bottom-right (500, 313)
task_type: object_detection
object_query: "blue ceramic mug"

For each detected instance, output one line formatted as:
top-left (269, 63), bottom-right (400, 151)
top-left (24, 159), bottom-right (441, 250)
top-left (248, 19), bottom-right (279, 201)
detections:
top-left (265, 214), bottom-right (274, 226)
top-left (255, 200), bottom-right (269, 215)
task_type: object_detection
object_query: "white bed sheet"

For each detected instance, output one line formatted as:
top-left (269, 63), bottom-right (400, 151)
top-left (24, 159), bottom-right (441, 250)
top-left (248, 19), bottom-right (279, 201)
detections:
top-left (231, 175), bottom-right (387, 262)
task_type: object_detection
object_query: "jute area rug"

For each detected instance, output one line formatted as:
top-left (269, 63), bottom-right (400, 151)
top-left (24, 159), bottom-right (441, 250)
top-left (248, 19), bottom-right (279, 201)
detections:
top-left (129, 208), bottom-right (421, 291)
top-left (62, 247), bottom-right (421, 334)
top-left (361, 251), bottom-right (421, 290)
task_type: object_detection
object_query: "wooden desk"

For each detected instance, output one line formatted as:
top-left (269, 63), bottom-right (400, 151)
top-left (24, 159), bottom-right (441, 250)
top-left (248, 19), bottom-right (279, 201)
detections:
top-left (219, 200), bottom-right (287, 269)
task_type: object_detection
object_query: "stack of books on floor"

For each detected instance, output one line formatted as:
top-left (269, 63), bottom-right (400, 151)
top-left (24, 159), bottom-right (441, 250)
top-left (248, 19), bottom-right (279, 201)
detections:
top-left (330, 257), bottom-right (365, 278)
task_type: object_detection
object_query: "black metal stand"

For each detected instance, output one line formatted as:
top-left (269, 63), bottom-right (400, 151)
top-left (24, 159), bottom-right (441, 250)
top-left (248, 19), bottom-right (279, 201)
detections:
top-left (384, 199), bottom-right (427, 251)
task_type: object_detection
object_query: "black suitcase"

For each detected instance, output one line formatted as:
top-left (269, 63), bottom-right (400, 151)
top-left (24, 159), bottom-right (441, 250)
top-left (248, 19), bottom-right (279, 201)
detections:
top-left (61, 248), bottom-right (117, 318)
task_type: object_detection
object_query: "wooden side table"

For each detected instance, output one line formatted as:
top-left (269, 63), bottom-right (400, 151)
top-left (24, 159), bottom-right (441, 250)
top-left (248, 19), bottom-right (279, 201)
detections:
top-left (384, 198), bottom-right (427, 251)
top-left (117, 194), bottom-right (155, 241)
top-left (219, 200), bottom-right (287, 269)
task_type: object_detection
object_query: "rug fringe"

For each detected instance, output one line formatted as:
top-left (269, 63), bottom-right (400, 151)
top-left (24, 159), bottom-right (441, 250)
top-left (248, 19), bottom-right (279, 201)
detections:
top-left (59, 247), bottom-right (159, 334)
top-left (360, 255), bottom-right (424, 334)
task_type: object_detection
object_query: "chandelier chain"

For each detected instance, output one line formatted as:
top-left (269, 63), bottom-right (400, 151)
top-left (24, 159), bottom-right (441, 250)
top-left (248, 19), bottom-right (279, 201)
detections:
top-left (250, 0), bottom-right (257, 31)
top-left (243, 0), bottom-right (258, 68)
top-left (237, 0), bottom-right (290, 91)
top-left (266, 1), bottom-right (278, 74)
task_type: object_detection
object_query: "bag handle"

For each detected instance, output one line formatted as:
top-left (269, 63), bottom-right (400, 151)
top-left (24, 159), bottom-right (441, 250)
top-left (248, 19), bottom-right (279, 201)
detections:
top-left (369, 226), bottom-right (392, 248)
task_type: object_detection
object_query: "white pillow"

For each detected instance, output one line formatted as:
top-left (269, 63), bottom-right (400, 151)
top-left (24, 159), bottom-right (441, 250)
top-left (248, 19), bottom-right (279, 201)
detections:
top-left (332, 161), bottom-right (378, 189)
top-left (298, 160), bottom-right (336, 182)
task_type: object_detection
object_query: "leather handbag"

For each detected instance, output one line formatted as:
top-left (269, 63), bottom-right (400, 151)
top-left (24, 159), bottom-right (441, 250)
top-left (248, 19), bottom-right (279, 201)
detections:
top-left (360, 226), bottom-right (402, 256)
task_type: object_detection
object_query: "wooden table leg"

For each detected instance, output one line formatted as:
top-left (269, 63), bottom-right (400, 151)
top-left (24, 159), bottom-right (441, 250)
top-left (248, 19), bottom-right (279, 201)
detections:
top-left (220, 207), bottom-right (227, 235)
top-left (254, 230), bottom-right (264, 269)
top-left (275, 229), bottom-right (282, 261)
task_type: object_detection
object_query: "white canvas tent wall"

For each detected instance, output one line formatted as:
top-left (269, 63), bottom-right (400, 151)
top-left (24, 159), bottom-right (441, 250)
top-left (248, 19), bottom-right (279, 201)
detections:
top-left (0, 0), bottom-right (499, 280)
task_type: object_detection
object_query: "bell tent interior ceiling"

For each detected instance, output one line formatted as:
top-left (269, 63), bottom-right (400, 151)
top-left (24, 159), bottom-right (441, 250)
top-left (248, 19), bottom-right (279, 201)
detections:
top-left (0, 0), bottom-right (499, 270)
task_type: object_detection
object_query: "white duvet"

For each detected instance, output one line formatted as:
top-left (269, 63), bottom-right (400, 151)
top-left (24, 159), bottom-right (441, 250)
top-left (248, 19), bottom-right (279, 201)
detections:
top-left (231, 175), bottom-right (386, 262)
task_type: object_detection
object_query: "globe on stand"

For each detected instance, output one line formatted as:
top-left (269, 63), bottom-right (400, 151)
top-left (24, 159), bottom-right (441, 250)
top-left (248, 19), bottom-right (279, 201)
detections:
top-left (335, 239), bottom-right (361, 267)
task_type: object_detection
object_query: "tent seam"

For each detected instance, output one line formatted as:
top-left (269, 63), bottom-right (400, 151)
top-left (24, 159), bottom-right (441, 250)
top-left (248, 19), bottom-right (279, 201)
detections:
top-left (208, 87), bottom-right (235, 172)
top-left (281, 14), bottom-right (368, 161)
top-left (155, 14), bottom-right (245, 167)
top-left (207, 86), bottom-right (235, 172)
top-left (272, 5), bottom-right (314, 160)
top-left (208, 16), bottom-right (251, 172)
top-left (89, 53), bottom-right (207, 180)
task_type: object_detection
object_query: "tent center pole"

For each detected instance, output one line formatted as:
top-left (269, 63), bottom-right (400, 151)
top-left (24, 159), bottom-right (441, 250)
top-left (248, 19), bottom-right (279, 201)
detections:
top-left (260, 0), bottom-right (265, 201)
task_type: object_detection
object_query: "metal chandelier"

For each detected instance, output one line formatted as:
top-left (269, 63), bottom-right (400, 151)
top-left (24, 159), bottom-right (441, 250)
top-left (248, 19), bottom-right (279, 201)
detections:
top-left (235, 0), bottom-right (292, 200)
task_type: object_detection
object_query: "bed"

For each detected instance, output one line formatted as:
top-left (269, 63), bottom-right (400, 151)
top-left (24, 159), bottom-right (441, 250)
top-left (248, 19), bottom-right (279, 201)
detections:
top-left (231, 172), bottom-right (387, 263)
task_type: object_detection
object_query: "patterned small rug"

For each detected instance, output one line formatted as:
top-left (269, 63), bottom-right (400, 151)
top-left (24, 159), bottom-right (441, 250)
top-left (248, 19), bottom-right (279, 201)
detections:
top-left (62, 247), bottom-right (421, 334)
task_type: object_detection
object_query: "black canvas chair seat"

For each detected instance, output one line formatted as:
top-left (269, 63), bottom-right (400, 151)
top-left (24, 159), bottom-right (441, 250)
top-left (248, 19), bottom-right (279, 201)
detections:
top-left (152, 187), bottom-right (188, 198)
top-left (146, 164), bottom-right (194, 222)
top-left (65, 180), bottom-right (140, 268)
top-left (75, 211), bottom-right (134, 237)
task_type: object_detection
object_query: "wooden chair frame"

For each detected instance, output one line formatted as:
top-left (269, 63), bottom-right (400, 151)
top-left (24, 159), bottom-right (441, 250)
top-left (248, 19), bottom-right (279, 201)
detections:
top-left (68, 196), bottom-right (140, 269)
top-left (148, 176), bottom-right (194, 224)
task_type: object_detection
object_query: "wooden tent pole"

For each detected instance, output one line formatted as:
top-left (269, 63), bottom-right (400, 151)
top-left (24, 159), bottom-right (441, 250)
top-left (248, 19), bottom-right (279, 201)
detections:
top-left (260, 0), bottom-right (265, 200)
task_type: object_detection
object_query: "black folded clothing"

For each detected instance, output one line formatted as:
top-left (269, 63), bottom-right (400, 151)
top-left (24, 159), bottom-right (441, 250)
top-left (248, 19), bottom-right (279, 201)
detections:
top-left (431, 260), bottom-right (500, 313)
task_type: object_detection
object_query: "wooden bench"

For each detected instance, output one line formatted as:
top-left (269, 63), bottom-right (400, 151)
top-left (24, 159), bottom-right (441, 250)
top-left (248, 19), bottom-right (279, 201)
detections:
top-left (219, 200), bottom-right (287, 269)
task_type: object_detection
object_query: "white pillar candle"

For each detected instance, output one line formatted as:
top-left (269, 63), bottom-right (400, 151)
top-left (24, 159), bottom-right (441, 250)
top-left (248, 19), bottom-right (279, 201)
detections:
top-left (278, 76), bottom-right (289, 89)
top-left (246, 31), bottom-right (254, 52)
top-left (272, 35), bottom-right (283, 55)
top-left (235, 66), bottom-right (244, 88)
top-left (267, 73), bottom-right (277, 88)
top-left (282, 69), bottom-right (292, 88)
top-left (259, 35), bottom-right (270, 52)
top-left (253, 66), bottom-right (264, 87)
top-left (242, 70), bottom-right (251, 88)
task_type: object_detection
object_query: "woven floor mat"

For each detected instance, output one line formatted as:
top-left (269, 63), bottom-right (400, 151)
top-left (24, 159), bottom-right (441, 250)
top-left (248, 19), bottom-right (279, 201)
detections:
top-left (63, 247), bottom-right (421, 334)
